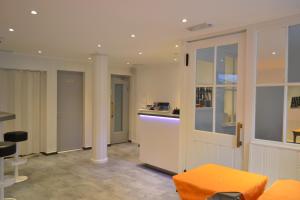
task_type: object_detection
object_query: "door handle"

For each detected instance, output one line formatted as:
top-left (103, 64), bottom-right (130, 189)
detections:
top-left (236, 122), bottom-right (243, 148)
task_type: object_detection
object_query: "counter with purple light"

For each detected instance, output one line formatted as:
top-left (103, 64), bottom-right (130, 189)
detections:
top-left (137, 109), bottom-right (180, 173)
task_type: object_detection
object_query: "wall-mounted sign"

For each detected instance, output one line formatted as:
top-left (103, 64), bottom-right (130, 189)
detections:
top-left (291, 96), bottom-right (300, 108)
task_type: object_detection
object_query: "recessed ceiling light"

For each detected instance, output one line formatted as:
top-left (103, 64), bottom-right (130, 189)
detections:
top-left (182, 18), bottom-right (188, 23)
top-left (174, 58), bottom-right (178, 62)
top-left (138, 52), bottom-right (143, 55)
top-left (175, 44), bottom-right (179, 48)
top-left (131, 34), bottom-right (136, 38)
top-left (88, 57), bottom-right (92, 60)
top-left (9, 28), bottom-right (14, 32)
top-left (97, 44), bottom-right (102, 48)
top-left (272, 51), bottom-right (277, 55)
top-left (126, 62), bottom-right (130, 65)
top-left (31, 10), bottom-right (38, 15)
top-left (38, 50), bottom-right (42, 54)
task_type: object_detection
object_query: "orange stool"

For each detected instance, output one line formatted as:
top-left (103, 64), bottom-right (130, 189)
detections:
top-left (173, 164), bottom-right (268, 200)
top-left (258, 180), bottom-right (300, 200)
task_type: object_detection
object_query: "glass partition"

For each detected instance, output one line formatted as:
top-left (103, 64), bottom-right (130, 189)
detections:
top-left (255, 86), bottom-right (284, 141)
top-left (287, 86), bottom-right (300, 144)
top-left (288, 24), bottom-right (300, 83)
top-left (257, 26), bottom-right (286, 84)
top-left (255, 23), bottom-right (300, 144)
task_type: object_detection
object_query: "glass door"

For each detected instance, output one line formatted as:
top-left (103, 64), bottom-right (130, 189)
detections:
top-left (185, 33), bottom-right (245, 170)
top-left (110, 75), bottom-right (129, 144)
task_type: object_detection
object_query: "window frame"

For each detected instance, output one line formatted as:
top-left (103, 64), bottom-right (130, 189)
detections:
top-left (253, 22), bottom-right (300, 148)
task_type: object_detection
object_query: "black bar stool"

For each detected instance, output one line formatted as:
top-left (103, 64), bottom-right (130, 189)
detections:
top-left (0, 141), bottom-right (16, 200)
top-left (4, 131), bottom-right (28, 183)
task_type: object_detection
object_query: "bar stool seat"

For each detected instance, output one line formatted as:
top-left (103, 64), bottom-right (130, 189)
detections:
top-left (0, 142), bottom-right (16, 158)
top-left (0, 142), bottom-right (16, 200)
top-left (4, 131), bottom-right (28, 184)
top-left (4, 132), bottom-right (27, 143)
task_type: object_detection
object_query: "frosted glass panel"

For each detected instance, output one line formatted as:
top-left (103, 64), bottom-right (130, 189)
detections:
top-left (196, 47), bottom-right (214, 85)
top-left (216, 44), bottom-right (238, 85)
top-left (255, 87), bottom-right (284, 141)
top-left (195, 108), bottom-right (213, 132)
top-left (195, 87), bottom-right (213, 131)
top-left (257, 27), bottom-right (286, 84)
top-left (114, 84), bottom-right (123, 132)
top-left (288, 24), bottom-right (300, 83)
top-left (287, 86), bottom-right (300, 144)
top-left (215, 87), bottom-right (236, 135)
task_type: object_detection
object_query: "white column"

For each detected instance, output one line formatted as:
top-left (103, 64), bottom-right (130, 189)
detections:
top-left (91, 54), bottom-right (108, 163)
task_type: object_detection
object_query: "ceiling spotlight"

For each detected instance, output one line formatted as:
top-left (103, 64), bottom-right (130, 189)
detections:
top-left (126, 62), bottom-right (130, 65)
top-left (182, 18), bottom-right (188, 23)
top-left (88, 57), bottom-right (92, 60)
top-left (97, 44), bottom-right (102, 48)
top-left (174, 58), bottom-right (178, 62)
top-left (138, 52), bottom-right (143, 55)
top-left (9, 28), bottom-right (14, 32)
top-left (38, 50), bottom-right (42, 54)
top-left (131, 34), bottom-right (136, 38)
top-left (272, 51), bottom-right (277, 55)
top-left (175, 44), bottom-right (179, 48)
top-left (31, 10), bottom-right (38, 15)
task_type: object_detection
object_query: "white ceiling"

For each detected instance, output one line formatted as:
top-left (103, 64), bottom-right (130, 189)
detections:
top-left (0, 0), bottom-right (300, 67)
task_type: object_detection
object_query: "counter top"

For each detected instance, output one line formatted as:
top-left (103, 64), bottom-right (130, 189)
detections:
top-left (138, 109), bottom-right (180, 119)
top-left (0, 112), bottom-right (16, 122)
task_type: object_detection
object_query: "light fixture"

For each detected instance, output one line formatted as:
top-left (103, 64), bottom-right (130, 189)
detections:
top-left (88, 57), bottom-right (92, 60)
top-left (38, 50), bottom-right (42, 54)
top-left (9, 28), bottom-right (14, 32)
top-left (131, 34), bottom-right (136, 38)
top-left (31, 10), bottom-right (38, 15)
top-left (174, 58), bottom-right (178, 62)
top-left (138, 52), bottom-right (143, 55)
top-left (272, 51), bottom-right (277, 55)
top-left (182, 18), bottom-right (188, 23)
top-left (97, 44), bottom-right (102, 48)
top-left (175, 44), bottom-right (179, 48)
top-left (126, 62), bottom-right (130, 65)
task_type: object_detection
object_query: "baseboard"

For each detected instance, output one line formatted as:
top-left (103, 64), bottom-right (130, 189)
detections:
top-left (139, 163), bottom-right (177, 176)
top-left (82, 147), bottom-right (92, 150)
top-left (41, 152), bottom-right (58, 156)
top-left (91, 157), bottom-right (108, 164)
top-left (83, 144), bottom-right (112, 150)
top-left (130, 139), bottom-right (139, 144)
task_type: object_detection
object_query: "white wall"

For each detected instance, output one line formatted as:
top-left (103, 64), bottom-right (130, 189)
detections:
top-left (0, 52), bottom-right (93, 153)
top-left (133, 64), bottom-right (180, 142)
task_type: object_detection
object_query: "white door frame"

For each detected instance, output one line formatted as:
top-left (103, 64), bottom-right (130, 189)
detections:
top-left (110, 75), bottom-right (129, 144)
top-left (181, 32), bottom-right (247, 171)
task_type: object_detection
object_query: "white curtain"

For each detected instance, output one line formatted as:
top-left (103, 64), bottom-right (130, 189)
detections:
top-left (0, 69), bottom-right (46, 155)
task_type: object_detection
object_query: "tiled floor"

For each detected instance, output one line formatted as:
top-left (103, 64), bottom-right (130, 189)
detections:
top-left (5, 143), bottom-right (179, 200)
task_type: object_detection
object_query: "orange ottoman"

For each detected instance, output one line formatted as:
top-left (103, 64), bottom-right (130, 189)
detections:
top-left (258, 180), bottom-right (300, 200)
top-left (173, 164), bottom-right (268, 200)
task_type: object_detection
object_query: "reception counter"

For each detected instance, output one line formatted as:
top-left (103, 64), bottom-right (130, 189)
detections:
top-left (137, 109), bottom-right (180, 173)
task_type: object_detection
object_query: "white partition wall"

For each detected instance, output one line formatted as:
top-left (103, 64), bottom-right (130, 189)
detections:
top-left (249, 142), bottom-right (300, 185)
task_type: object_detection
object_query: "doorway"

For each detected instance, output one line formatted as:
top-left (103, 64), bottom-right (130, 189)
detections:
top-left (57, 71), bottom-right (84, 152)
top-left (184, 33), bottom-right (246, 170)
top-left (110, 75), bottom-right (129, 144)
